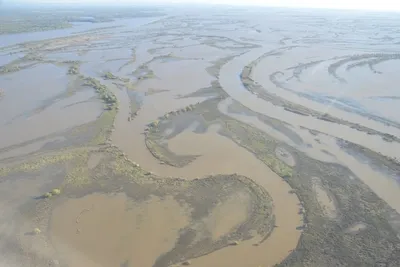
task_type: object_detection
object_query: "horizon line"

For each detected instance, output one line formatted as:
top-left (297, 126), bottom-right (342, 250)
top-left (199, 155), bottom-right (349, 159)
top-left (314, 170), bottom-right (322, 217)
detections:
top-left (4, 1), bottom-right (400, 13)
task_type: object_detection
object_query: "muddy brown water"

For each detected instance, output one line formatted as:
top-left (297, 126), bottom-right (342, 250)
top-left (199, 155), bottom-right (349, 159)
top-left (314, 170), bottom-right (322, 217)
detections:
top-left (2, 8), bottom-right (400, 267)
top-left (203, 192), bottom-right (250, 241)
top-left (219, 96), bottom-right (400, 213)
top-left (0, 89), bottom-right (103, 150)
top-left (51, 194), bottom-right (189, 267)
top-left (0, 136), bottom-right (66, 161)
top-left (110, 82), bottom-right (302, 266)
top-left (218, 48), bottom-right (400, 213)
top-left (219, 48), bottom-right (400, 160)
top-left (0, 64), bottom-right (69, 126)
top-left (19, 44), bottom-right (399, 267)
top-left (252, 48), bottom-right (400, 127)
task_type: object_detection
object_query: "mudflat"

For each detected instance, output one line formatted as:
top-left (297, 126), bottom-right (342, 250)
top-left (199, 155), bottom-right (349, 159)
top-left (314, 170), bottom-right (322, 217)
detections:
top-left (0, 5), bottom-right (399, 267)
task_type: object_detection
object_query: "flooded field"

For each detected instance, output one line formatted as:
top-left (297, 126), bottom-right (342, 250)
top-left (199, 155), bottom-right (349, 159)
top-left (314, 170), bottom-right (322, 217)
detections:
top-left (1, 5), bottom-right (400, 267)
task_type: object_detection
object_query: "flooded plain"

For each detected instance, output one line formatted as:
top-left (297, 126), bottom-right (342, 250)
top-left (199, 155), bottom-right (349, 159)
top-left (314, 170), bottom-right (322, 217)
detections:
top-left (1, 6), bottom-right (400, 267)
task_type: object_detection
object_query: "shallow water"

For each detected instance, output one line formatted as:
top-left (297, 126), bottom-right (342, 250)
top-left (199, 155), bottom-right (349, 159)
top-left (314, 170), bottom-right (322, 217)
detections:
top-left (147, 60), bottom-right (213, 94)
top-left (219, 49), bottom-right (400, 213)
top-left (0, 136), bottom-right (66, 161)
top-left (0, 17), bottom-right (160, 47)
top-left (0, 89), bottom-right (103, 149)
top-left (203, 192), bottom-right (250, 241)
top-left (220, 48), bottom-right (400, 160)
top-left (51, 193), bottom-right (189, 267)
top-left (0, 53), bottom-right (23, 67)
top-left (0, 64), bottom-right (68, 126)
top-left (2, 7), bottom-right (400, 267)
top-left (111, 83), bottom-right (302, 266)
top-left (253, 49), bottom-right (400, 129)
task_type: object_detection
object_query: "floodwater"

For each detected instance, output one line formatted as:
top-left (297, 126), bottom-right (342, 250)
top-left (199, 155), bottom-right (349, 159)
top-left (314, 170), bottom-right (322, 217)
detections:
top-left (1, 6), bottom-right (400, 267)
top-left (252, 48), bottom-right (400, 127)
top-left (203, 192), bottom-right (250, 241)
top-left (0, 17), bottom-right (161, 47)
top-left (51, 194), bottom-right (190, 267)
top-left (219, 97), bottom-right (400, 213)
top-left (0, 64), bottom-right (68, 126)
top-left (219, 48), bottom-right (400, 160)
top-left (110, 72), bottom-right (302, 266)
top-left (0, 89), bottom-right (103, 150)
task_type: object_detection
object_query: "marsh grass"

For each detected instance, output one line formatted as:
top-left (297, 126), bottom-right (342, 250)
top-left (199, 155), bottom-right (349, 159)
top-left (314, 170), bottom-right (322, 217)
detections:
top-left (83, 77), bottom-right (119, 145)
top-left (0, 151), bottom-right (78, 177)
top-left (63, 151), bottom-right (91, 187)
top-left (223, 120), bottom-right (293, 178)
top-left (89, 108), bottom-right (118, 145)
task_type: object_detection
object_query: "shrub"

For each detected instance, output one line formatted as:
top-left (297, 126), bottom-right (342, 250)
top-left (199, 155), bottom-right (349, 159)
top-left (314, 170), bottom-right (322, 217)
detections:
top-left (51, 188), bottom-right (61, 195)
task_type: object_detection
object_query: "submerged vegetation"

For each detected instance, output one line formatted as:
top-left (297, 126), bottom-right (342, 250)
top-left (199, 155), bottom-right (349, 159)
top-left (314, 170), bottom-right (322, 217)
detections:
top-left (132, 65), bottom-right (155, 80)
top-left (43, 192), bottom-right (52, 198)
top-left (103, 71), bottom-right (118, 80)
top-left (145, 96), bottom-right (400, 266)
top-left (1, 143), bottom-right (275, 266)
top-left (0, 8), bottom-right (399, 267)
top-left (67, 64), bottom-right (79, 75)
top-left (0, 65), bottom-right (22, 74)
top-left (241, 57), bottom-right (400, 145)
top-left (224, 120), bottom-right (293, 178)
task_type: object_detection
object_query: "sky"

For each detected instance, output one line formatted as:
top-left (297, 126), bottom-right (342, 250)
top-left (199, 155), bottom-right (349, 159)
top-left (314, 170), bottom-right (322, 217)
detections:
top-left (8, 0), bottom-right (400, 12)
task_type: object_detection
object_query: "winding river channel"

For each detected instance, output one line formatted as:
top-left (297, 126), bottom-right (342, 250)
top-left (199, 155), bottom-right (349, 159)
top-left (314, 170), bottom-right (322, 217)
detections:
top-left (1, 6), bottom-right (400, 267)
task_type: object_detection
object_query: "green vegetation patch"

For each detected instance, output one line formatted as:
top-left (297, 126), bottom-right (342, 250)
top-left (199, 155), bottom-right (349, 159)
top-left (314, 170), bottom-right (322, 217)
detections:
top-left (83, 77), bottom-right (118, 145)
top-left (84, 77), bottom-right (118, 106)
top-left (89, 108), bottom-right (117, 146)
top-left (223, 120), bottom-right (293, 178)
top-left (0, 20), bottom-right (71, 35)
top-left (144, 106), bottom-right (201, 167)
top-left (132, 65), bottom-right (155, 81)
top-left (0, 53), bottom-right (49, 75)
top-left (145, 134), bottom-right (198, 167)
top-left (0, 65), bottom-right (22, 74)
top-left (0, 150), bottom-right (79, 177)
top-left (103, 71), bottom-right (118, 80)
top-left (0, 6), bottom-right (164, 35)
top-left (63, 151), bottom-right (91, 187)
